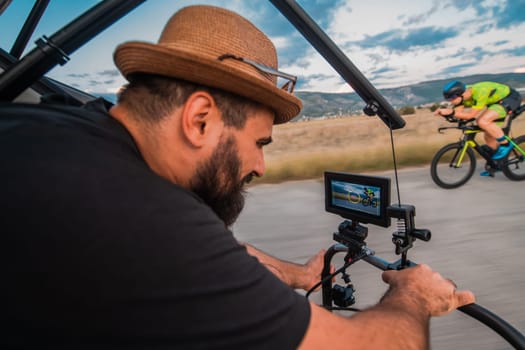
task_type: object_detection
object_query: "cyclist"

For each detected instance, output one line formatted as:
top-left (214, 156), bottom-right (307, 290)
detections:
top-left (435, 80), bottom-right (522, 175)
top-left (363, 187), bottom-right (375, 200)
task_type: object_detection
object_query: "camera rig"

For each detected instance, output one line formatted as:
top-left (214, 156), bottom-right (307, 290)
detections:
top-left (316, 171), bottom-right (525, 349)
top-left (322, 203), bottom-right (431, 309)
top-left (318, 171), bottom-right (432, 309)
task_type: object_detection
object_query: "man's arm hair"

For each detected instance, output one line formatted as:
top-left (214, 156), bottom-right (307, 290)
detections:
top-left (241, 242), bottom-right (327, 291)
top-left (299, 298), bottom-right (429, 350)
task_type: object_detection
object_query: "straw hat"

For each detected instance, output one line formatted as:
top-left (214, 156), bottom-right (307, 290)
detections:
top-left (113, 5), bottom-right (302, 124)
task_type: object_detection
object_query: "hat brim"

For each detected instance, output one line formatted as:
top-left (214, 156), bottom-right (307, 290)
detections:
top-left (114, 42), bottom-right (301, 124)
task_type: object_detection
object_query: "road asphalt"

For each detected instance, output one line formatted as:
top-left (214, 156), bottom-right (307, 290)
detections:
top-left (233, 165), bottom-right (525, 350)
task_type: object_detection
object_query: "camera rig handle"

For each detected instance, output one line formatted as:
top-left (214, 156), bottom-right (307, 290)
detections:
top-left (320, 205), bottom-right (525, 349)
top-left (321, 245), bottom-right (525, 349)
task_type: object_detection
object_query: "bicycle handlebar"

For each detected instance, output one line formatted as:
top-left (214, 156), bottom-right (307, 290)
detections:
top-left (437, 120), bottom-right (479, 134)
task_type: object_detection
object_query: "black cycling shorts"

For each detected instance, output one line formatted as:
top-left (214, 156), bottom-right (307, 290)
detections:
top-left (500, 88), bottom-right (522, 113)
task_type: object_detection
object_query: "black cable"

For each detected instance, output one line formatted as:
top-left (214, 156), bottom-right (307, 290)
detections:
top-left (326, 306), bottom-right (362, 312)
top-left (388, 119), bottom-right (402, 205)
top-left (305, 261), bottom-right (351, 299)
top-left (306, 251), bottom-right (367, 299)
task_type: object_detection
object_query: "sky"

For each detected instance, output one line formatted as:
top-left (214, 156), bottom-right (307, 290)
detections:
top-left (1, 0), bottom-right (525, 95)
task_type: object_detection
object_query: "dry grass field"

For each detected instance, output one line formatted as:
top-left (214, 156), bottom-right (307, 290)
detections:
top-left (256, 108), bottom-right (525, 183)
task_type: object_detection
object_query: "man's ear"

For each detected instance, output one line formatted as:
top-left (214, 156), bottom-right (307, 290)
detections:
top-left (180, 91), bottom-right (222, 147)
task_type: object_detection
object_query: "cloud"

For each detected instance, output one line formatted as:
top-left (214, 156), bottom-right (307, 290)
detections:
top-left (493, 0), bottom-right (525, 29)
top-left (352, 26), bottom-right (458, 52)
top-left (11, 0), bottom-right (522, 94)
top-left (504, 45), bottom-right (525, 57)
top-left (298, 72), bottom-right (347, 91)
top-left (438, 62), bottom-right (475, 75)
top-left (447, 0), bottom-right (525, 30)
top-left (97, 70), bottom-right (120, 77)
top-left (400, 2), bottom-right (441, 26)
top-left (494, 40), bottom-right (509, 46)
top-left (67, 73), bottom-right (89, 78)
top-left (245, 0), bottom-right (347, 68)
top-left (370, 66), bottom-right (398, 80)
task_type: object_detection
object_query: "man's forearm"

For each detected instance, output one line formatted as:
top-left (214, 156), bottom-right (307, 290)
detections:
top-left (355, 292), bottom-right (429, 349)
top-left (346, 301), bottom-right (429, 350)
top-left (241, 242), bottom-right (304, 288)
top-left (301, 294), bottom-right (430, 350)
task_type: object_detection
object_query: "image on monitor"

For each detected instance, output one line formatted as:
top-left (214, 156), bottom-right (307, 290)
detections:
top-left (325, 172), bottom-right (391, 227)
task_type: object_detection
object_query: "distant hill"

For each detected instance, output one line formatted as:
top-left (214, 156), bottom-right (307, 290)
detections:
top-left (95, 72), bottom-right (525, 120)
top-left (295, 72), bottom-right (525, 120)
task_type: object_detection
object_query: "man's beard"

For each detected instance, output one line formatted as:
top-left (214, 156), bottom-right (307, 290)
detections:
top-left (189, 135), bottom-right (253, 227)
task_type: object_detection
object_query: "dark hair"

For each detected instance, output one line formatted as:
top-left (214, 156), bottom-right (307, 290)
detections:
top-left (117, 73), bottom-right (268, 128)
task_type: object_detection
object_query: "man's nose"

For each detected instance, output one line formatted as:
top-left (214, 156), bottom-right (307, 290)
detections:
top-left (253, 152), bottom-right (266, 178)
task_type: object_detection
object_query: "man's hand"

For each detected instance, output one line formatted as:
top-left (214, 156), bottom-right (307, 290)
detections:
top-left (242, 243), bottom-right (332, 292)
top-left (299, 264), bottom-right (475, 350)
top-left (299, 249), bottom-right (333, 292)
top-left (381, 264), bottom-right (475, 316)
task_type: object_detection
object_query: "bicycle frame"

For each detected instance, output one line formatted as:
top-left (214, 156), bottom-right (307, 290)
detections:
top-left (456, 129), bottom-right (493, 167)
top-left (503, 134), bottom-right (525, 156)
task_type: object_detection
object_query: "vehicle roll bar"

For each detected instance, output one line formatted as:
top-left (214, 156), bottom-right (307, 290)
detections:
top-left (0, 0), bottom-right (146, 101)
top-left (269, 0), bottom-right (405, 130)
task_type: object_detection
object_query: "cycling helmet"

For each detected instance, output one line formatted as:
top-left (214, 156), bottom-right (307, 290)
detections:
top-left (443, 80), bottom-right (466, 100)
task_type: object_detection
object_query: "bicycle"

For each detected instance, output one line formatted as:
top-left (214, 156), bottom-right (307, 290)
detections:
top-left (430, 104), bottom-right (525, 189)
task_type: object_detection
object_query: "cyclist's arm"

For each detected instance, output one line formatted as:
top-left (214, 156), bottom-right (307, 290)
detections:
top-left (241, 242), bottom-right (326, 291)
top-left (454, 106), bottom-right (486, 120)
top-left (435, 105), bottom-right (484, 121)
top-left (298, 264), bottom-right (475, 350)
top-left (435, 105), bottom-right (464, 117)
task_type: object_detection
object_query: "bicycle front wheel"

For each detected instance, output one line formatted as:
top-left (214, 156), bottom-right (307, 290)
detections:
top-left (502, 135), bottom-right (525, 181)
top-left (430, 142), bottom-right (476, 189)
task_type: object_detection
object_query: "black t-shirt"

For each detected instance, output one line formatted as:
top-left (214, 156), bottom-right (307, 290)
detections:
top-left (0, 100), bottom-right (310, 349)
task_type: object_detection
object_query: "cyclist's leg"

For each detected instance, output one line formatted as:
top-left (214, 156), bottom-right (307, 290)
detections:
top-left (483, 132), bottom-right (498, 150)
top-left (477, 106), bottom-right (506, 144)
top-left (481, 110), bottom-right (505, 150)
top-left (480, 132), bottom-right (500, 176)
top-left (481, 104), bottom-right (516, 160)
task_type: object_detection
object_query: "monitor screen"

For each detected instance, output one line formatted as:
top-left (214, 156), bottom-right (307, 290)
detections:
top-left (324, 172), bottom-right (391, 227)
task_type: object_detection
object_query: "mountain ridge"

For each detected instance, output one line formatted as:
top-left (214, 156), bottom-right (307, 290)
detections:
top-left (294, 72), bottom-right (525, 120)
top-left (95, 72), bottom-right (525, 120)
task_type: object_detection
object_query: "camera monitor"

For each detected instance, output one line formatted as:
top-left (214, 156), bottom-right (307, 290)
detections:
top-left (324, 171), bottom-right (391, 227)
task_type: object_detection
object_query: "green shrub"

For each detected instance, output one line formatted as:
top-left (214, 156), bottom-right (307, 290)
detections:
top-left (429, 103), bottom-right (440, 112)
top-left (398, 105), bottom-right (416, 115)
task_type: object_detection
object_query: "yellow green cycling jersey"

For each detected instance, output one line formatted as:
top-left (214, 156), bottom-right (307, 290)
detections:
top-left (463, 81), bottom-right (510, 110)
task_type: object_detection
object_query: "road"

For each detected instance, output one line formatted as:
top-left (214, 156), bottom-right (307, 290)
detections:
top-left (233, 165), bottom-right (525, 350)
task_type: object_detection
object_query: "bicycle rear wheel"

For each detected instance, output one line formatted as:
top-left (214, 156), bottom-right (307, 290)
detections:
top-left (431, 142), bottom-right (476, 189)
top-left (501, 135), bottom-right (525, 181)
